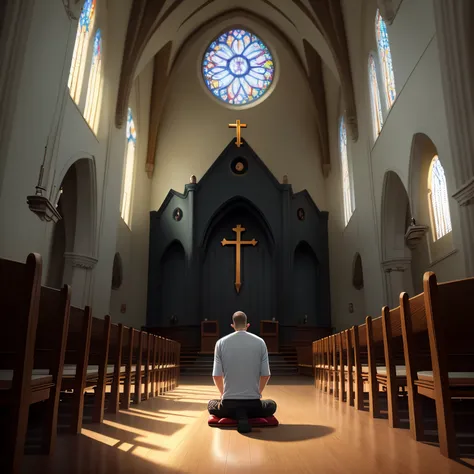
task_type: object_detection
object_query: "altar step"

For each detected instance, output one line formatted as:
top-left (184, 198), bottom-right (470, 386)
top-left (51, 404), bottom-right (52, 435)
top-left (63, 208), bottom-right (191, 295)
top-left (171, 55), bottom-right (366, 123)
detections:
top-left (180, 351), bottom-right (299, 376)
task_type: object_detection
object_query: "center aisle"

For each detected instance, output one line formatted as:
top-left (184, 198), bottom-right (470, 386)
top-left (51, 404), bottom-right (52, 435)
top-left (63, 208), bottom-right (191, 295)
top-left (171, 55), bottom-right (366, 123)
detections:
top-left (23, 377), bottom-right (474, 473)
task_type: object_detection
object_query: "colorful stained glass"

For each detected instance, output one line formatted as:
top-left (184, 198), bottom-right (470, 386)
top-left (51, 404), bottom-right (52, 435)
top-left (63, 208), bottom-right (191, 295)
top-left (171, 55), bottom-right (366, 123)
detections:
top-left (79, 0), bottom-right (95, 31)
top-left (121, 108), bottom-right (137, 227)
top-left (84, 29), bottom-right (103, 134)
top-left (339, 117), bottom-right (354, 226)
top-left (126, 108), bottom-right (137, 143)
top-left (202, 29), bottom-right (275, 106)
top-left (68, 0), bottom-right (96, 103)
top-left (429, 156), bottom-right (452, 241)
top-left (369, 55), bottom-right (384, 139)
top-left (376, 10), bottom-right (396, 108)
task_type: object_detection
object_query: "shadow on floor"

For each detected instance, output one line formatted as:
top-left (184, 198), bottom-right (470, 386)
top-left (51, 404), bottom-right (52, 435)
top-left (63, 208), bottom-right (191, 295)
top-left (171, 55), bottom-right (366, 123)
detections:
top-left (22, 429), bottom-right (182, 474)
top-left (241, 423), bottom-right (335, 442)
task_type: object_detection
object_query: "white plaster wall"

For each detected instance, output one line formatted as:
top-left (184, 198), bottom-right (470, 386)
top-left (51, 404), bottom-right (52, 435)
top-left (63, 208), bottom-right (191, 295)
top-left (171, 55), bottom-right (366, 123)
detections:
top-left (150, 16), bottom-right (328, 212)
top-left (326, 0), bottom-right (466, 331)
top-left (109, 64), bottom-right (154, 329)
top-left (0, 0), bottom-right (70, 260)
top-left (0, 0), bottom-right (134, 321)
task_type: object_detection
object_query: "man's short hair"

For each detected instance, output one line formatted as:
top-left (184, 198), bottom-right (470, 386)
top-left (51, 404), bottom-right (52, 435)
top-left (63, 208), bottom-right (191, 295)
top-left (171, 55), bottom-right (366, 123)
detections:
top-left (232, 311), bottom-right (247, 329)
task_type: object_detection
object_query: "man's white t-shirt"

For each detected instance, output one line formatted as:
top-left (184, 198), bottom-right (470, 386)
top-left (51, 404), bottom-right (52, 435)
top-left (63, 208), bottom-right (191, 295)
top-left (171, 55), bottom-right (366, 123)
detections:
top-left (212, 331), bottom-right (271, 400)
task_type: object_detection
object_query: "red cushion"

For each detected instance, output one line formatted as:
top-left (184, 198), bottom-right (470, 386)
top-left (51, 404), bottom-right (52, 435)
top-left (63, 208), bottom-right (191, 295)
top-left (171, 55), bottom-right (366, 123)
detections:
top-left (218, 417), bottom-right (237, 425)
top-left (208, 415), bottom-right (279, 427)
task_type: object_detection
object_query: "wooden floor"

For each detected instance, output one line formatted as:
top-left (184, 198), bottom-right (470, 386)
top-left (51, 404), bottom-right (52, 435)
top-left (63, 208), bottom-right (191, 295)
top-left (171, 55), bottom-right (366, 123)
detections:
top-left (23, 377), bottom-right (474, 473)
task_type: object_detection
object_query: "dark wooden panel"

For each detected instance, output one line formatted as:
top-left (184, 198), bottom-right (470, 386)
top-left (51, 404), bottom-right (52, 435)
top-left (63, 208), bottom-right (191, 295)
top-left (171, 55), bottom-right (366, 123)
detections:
top-left (145, 325), bottom-right (200, 350)
top-left (280, 325), bottom-right (332, 349)
top-left (146, 325), bottom-right (332, 353)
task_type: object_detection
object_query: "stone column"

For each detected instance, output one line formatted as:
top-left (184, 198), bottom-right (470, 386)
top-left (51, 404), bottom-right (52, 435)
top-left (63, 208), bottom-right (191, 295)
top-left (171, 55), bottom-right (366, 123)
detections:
top-left (63, 252), bottom-right (98, 308)
top-left (433, 0), bottom-right (474, 276)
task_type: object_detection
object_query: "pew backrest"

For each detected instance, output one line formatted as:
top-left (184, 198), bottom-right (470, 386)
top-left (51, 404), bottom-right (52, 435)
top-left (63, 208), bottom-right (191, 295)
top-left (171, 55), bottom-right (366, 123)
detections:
top-left (108, 322), bottom-right (124, 366)
top-left (425, 272), bottom-right (474, 372)
top-left (400, 290), bottom-right (432, 374)
top-left (65, 306), bottom-right (92, 367)
top-left (88, 315), bottom-right (111, 366)
top-left (34, 285), bottom-right (71, 379)
top-left (0, 254), bottom-right (42, 377)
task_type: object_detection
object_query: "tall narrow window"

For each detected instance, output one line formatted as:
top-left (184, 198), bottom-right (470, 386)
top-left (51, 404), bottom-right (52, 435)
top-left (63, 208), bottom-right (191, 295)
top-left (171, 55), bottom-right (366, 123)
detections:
top-left (376, 10), bottom-right (396, 108)
top-left (369, 55), bottom-right (384, 139)
top-left (121, 108), bottom-right (137, 226)
top-left (339, 117), bottom-right (354, 225)
top-left (84, 29), bottom-right (103, 134)
top-left (68, 0), bottom-right (96, 103)
top-left (428, 156), bottom-right (452, 241)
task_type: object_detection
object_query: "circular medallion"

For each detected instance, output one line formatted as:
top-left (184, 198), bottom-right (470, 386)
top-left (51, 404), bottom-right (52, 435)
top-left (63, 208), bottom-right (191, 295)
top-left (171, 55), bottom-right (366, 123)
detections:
top-left (231, 157), bottom-right (248, 175)
top-left (297, 208), bottom-right (305, 221)
top-left (173, 208), bottom-right (183, 221)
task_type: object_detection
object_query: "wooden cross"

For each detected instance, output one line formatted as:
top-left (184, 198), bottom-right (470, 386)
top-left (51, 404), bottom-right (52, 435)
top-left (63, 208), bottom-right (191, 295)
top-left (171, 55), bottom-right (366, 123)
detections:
top-left (221, 224), bottom-right (257, 293)
top-left (228, 119), bottom-right (247, 147)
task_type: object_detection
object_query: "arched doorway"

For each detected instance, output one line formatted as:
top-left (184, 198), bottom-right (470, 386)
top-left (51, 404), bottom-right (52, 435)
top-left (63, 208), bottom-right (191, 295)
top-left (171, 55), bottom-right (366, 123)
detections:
top-left (381, 170), bottom-right (414, 307)
top-left (47, 163), bottom-right (78, 288)
top-left (47, 157), bottom-right (97, 307)
top-left (201, 198), bottom-right (275, 336)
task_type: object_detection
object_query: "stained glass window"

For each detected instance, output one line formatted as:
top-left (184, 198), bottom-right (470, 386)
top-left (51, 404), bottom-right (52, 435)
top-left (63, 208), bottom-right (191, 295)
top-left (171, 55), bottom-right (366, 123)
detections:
top-left (428, 156), bottom-right (452, 241)
top-left (121, 108), bottom-right (137, 226)
top-left (68, 0), bottom-right (96, 103)
top-left (84, 29), bottom-right (103, 134)
top-left (202, 29), bottom-right (275, 106)
top-left (339, 117), bottom-right (354, 226)
top-left (376, 10), bottom-right (396, 108)
top-left (369, 55), bottom-right (384, 139)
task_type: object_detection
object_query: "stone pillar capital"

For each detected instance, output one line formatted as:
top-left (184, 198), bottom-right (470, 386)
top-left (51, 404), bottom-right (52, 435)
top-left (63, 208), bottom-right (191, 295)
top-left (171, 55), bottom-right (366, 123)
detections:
top-left (382, 258), bottom-right (411, 273)
top-left (64, 252), bottom-right (98, 269)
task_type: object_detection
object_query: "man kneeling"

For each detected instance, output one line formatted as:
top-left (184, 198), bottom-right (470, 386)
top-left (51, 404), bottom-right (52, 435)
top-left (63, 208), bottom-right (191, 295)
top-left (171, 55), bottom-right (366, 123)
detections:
top-left (208, 311), bottom-right (277, 433)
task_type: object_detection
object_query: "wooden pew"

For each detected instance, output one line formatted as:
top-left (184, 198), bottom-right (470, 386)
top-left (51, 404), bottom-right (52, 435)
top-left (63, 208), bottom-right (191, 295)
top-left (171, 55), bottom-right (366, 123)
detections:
top-left (340, 330), bottom-right (354, 406)
top-left (312, 340), bottom-right (320, 388)
top-left (121, 326), bottom-right (135, 410)
top-left (163, 338), bottom-right (170, 393)
top-left (175, 340), bottom-right (181, 389)
top-left (363, 308), bottom-right (409, 424)
top-left (108, 322), bottom-right (125, 414)
top-left (379, 305), bottom-right (408, 428)
top-left (140, 332), bottom-right (152, 401)
top-left (32, 285), bottom-right (71, 452)
top-left (86, 315), bottom-right (111, 423)
top-left (0, 254), bottom-right (71, 473)
top-left (0, 254), bottom-right (43, 473)
top-left (328, 335), bottom-right (337, 397)
top-left (60, 306), bottom-right (92, 433)
top-left (296, 345), bottom-right (313, 376)
top-left (400, 272), bottom-right (474, 458)
top-left (335, 333), bottom-right (344, 401)
top-left (321, 336), bottom-right (331, 393)
top-left (132, 329), bottom-right (144, 404)
top-left (154, 336), bottom-right (164, 396)
top-left (351, 323), bottom-right (368, 410)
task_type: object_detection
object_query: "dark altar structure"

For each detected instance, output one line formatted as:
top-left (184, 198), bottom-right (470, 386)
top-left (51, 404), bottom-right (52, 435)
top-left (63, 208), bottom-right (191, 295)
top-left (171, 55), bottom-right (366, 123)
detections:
top-left (146, 139), bottom-right (331, 344)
